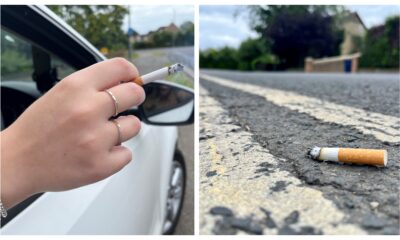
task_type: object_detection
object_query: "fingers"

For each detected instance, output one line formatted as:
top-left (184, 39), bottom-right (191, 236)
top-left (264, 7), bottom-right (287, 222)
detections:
top-left (105, 115), bottom-right (141, 146)
top-left (100, 82), bottom-right (145, 118)
top-left (100, 146), bottom-right (133, 178)
top-left (70, 58), bottom-right (139, 91)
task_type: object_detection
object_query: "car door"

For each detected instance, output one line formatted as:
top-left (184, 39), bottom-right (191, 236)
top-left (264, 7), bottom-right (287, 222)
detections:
top-left (1, 5), bottom-right (176, 234)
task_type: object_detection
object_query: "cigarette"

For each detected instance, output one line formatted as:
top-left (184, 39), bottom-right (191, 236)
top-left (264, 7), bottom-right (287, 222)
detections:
top-left (132, 63), bottom-right (184, 85)
top-left (308, 147), bottom-right (387, 167)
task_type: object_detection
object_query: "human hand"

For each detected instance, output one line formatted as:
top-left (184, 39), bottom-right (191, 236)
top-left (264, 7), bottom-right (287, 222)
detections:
top-left (1, 58), bottom-right (145, 209)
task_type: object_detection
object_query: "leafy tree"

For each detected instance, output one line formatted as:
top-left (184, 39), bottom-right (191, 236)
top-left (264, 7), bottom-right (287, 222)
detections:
top-left (48, 5), bottom-right (128, 51)
top-left (360, 16), bottom-right (399, 69)
top-left (237, 38), bottom-right (279, 70)
top-left (249, 5), bottom-right (344, 69)
top-left (176, 21), bottom-right (194, 46)
top-left (237, 38), bottom-right (265, 70)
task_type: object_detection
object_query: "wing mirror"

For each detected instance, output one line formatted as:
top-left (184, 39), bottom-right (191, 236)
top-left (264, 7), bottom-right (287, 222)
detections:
top-left (119, 81), bottom-right (194, 125)
top-left (119, 80), bottom-right (194, 126)
top-left (140, 81), bottom-right (194, 125)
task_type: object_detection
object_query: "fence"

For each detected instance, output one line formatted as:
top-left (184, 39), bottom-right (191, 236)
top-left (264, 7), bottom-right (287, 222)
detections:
top-left (305, 53), bottom-right (361, 73)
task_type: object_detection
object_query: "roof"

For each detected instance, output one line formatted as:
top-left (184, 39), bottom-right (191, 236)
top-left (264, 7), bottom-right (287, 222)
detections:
top-left (344, 11), bottom-right (367, 30)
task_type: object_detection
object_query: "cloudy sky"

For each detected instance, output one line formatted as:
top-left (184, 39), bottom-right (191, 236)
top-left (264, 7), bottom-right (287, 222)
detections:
top-left (200, 5), bottom-right (400, 50)
top-left (122, 5), bottom-right (194, 35)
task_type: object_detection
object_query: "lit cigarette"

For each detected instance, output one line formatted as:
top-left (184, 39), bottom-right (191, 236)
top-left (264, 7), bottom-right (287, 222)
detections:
top-left (132, 63), bottom-right (184, 85)
top-left (308, 147), bottom-right (387, 167)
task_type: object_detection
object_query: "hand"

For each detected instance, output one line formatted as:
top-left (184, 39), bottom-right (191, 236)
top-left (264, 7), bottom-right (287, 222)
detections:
top-left (1, 58), bottom-right (145, 209)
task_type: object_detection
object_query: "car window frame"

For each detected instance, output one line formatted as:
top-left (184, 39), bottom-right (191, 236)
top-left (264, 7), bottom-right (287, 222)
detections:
top-left (1, 5), bottom-right (104, 71)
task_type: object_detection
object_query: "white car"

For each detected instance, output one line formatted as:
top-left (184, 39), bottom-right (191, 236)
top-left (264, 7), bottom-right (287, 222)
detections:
top-left (0, 5), bottom-right (194, 234)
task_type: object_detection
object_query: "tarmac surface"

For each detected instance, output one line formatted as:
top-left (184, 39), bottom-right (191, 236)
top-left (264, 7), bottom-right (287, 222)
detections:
top-left (199, 69), bottom-right (400, 235)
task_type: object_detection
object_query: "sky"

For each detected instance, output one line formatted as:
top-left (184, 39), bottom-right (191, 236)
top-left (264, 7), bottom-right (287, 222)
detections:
top-left (200, 5), bottom-right (400, 50)
top-left (122, 5), bottom-right (194, 35)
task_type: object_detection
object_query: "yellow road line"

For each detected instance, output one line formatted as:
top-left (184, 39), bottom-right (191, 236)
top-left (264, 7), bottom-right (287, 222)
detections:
top-left (199, 86), bottom-right (366, 235)
top-left (201, 74), bottom-right (400, 143)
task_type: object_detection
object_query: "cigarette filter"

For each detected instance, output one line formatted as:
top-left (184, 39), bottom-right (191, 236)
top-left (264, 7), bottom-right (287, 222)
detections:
top-left (132, 63), bottom-right (184, 85)
top-left (308, 147), bottom-right (387, 167)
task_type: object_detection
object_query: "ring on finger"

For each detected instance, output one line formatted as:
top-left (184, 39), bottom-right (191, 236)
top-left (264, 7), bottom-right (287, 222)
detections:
top-left (111, 119), bottom-right (122, 145)
top-left (105, 89), bottom-right (119, 117)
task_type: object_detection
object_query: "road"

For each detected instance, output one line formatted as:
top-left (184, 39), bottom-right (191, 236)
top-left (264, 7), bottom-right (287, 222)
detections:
top-left (133, 46), bottom-right (194, 73)
top-left (132, 47), bottom-right (194, 235)
top-left (199, 69), bottom-right (400, 235)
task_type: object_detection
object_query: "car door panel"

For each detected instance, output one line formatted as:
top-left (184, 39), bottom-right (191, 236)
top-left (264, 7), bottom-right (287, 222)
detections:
top-left (1, 125), bottom-right (177, 234)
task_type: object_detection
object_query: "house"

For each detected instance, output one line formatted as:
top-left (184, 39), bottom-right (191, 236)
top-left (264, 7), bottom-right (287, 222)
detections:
top-left (134, 23), bottom-right (180, 43)
top-left (340, 11), bottom-right (367, 55)
top-left (304, 11), bottom-right (367, 73)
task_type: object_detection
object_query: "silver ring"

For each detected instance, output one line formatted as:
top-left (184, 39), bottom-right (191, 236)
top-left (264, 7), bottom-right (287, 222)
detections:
top-left (111, 119), bottom-right (122, 145)
top-left (105, 90), bottom-right (119, 117)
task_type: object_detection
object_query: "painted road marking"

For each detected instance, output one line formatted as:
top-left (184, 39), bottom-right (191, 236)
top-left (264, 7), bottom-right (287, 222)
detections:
top-left (199, 86), bottom-right (365, 234)
top-left (200, 74), bottom-right (400, 143)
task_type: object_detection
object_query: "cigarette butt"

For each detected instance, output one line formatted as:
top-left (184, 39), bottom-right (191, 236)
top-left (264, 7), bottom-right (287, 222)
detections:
top-left (308, 147), bottom-right (387, 167)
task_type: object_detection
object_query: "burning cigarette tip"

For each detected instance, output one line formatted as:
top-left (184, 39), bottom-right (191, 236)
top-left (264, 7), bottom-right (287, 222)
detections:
top-left (307, 146), bottom-right (387, 167)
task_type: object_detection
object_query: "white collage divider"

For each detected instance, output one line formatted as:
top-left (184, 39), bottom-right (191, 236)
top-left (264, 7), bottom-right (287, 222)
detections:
top-left (1, 0), bottom-right (399, 240)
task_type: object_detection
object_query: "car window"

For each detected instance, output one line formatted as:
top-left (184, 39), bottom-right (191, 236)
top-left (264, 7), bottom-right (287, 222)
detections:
top-left (1, 28), bottom-right (76, 83)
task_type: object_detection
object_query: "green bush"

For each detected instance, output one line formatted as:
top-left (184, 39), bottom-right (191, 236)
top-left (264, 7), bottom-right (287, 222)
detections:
top-left (200, 37), bottom-right (280, 70)
top-left (237, 38), bottom-right (279, 70)
top-left (360, 16), bottom-right (399, 69)
top-left (200, 47), bottom-right (238, 69)
top-left (251, 54), bottom-right (279, 70)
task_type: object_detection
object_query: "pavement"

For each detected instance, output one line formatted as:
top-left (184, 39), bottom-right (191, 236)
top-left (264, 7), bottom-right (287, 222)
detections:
top-left (132, 46), bottom-right (194, 235)
top-left (199, 69), bottom-right (400, 235)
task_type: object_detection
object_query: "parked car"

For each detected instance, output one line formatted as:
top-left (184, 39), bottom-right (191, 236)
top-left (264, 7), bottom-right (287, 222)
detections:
top-left (0, 5), bottom-right (194, 234)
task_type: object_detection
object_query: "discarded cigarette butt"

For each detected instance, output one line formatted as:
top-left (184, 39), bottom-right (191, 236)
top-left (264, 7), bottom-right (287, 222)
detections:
top-left (308, 147), bottom-right (387, 167)
top-left (132, 63), bottom-right (184, 86)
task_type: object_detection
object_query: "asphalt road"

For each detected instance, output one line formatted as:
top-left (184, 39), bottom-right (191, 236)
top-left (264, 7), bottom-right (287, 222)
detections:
top-left (199, 69), bottom-right (400, 235)
top-left (134, 46), bottom-right (194, 73)
top-left (132, 47), bottom-right (194, 235)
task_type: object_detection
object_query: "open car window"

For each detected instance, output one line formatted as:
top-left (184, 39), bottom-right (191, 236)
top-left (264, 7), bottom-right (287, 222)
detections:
top-left (1, 28), bottom-right (76, 84)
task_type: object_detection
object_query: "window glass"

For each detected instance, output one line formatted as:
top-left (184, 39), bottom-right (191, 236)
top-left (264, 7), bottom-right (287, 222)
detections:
top-left (1, 29), bottom-right (76, 83)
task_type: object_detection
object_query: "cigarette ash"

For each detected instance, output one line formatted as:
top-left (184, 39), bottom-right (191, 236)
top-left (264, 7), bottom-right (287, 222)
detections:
top-left (306, 146), bottom-right (321, 160)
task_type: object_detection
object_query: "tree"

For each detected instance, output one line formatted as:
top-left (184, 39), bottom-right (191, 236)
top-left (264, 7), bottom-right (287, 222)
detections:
top-left (48, 5), bottom-right (128, 51)
top-left (237, 37), bottom-right (279, 70)
top-left (360, 16), bottom-right (400, 69)
top-left (249, 5), bottom-right (344, 69)
top-left (176, 21), bottom-right (194, 46)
